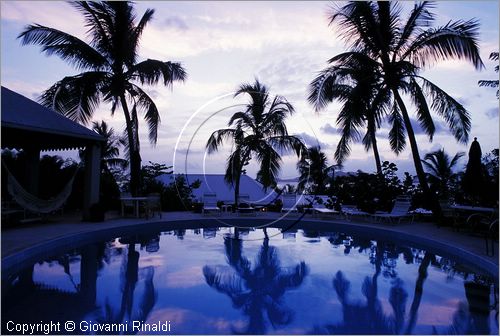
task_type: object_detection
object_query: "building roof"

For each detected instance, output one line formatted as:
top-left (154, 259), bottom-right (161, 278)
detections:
top-left (157, 173), bottom-right (279, 204)
top-left (1, 86), bottom-right (104, 150)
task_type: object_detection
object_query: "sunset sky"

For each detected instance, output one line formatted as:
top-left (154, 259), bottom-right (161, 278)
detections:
top-left (1, 1), bottom-right (498, 180)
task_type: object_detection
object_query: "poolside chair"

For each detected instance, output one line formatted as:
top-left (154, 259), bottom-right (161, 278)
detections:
top-left (371, 198), bottom-right (413, 224)
top-left (311, 197), bottom-right (340, 218)
top-left (120, 192), bottom-right (135, 216)
top-left (202, 193), bottom-right (221, 215)
top-left (145, 193), bottom-right (162, 219)
top-left (237, 194), bottom-right (256, 216)
top-left (281, 194), bottom-right (298, 213)
top-left (341, 205), bottom-right (370, 221)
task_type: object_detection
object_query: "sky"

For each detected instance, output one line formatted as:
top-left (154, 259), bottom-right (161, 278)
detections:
top-left (1, 1), bottom-right (499, 181)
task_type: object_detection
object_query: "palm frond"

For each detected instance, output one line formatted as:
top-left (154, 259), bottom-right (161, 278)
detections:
top-left (267, 136), bottom-right (306, 158)
top-left (449, 151), bottom-right (465, 168)
top-left (308, 67), bottom-right (351, 111)
top-left (408, 77), bottom-right (435, 140)
top-left (405, 19), bottom-right (484, 70)
top-left (228, 111), bottom-right (255, 130)
top-left (39, 72), bottom-right (107, 125)
top-left (71, 1), bottom-right (112, 53)
top-left (206, 129), bottom-right (237, 154)
top-left (129, 59), bottom-right (187, 86)
top-left (394, 1), bottom-right (435, 58)
top-left (255, 143), bottom-right (282, 189)
top-left (129, 85), bottom-right (160, 144)
top-left (18, 24), bottom-right (107, 70)
top-left (131, 8), bottom-right (155, 52)
top-left (478, 80), bottom-right (499, 88)
top-left (420, 77), bottom-right (470, 143)
top-left (388, 103), bottom-right (406, 154)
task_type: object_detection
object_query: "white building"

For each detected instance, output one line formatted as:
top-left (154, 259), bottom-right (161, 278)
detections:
top-left (157, 174), bottom-right (279, 204)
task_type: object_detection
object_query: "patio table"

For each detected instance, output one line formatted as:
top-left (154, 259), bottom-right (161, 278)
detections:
top-left (120, 196), bottom-right (148, 218)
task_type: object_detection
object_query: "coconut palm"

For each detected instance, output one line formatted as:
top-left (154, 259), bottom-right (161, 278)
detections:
top-left (315, 1), bottom-right (483, 205)
top-left (18, 1), bottom-right (187, 195)
top-left (422, 148), bottom-right (464, 198)
top-left (478, 51), bottom-right (499, 98)
top-left (297, 146), bottom-right (329, 194)
top-left (203, 236), bottom-right (308, 334)
top-left (309, 52), bottom-right (387, 174)
top-left (206, 80), bottom-right (306, 205)
top-left (316, 270), bottom-right (408, 334)
top-left (79, 120), bottom-right (128, 173)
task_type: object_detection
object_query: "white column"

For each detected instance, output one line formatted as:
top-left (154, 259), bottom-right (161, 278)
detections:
top-left (83, 143), bottom-right (101, 220)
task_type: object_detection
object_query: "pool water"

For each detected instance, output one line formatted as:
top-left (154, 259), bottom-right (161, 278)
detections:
top-left (2, 227), bottom-right (498, 335)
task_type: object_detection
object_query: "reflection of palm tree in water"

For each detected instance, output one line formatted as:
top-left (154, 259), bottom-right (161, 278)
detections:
top-left (90, 243), bottom-right (156, 334)
top-left (203, 236), bottom-right (308, 334)
top-left (319, 251), bottom-right (408, 334)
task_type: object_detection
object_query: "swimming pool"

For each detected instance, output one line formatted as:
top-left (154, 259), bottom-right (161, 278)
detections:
top-left (2, 223), bottom-right (498, 335)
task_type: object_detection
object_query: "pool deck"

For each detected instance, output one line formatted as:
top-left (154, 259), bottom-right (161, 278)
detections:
top-left (2, 211), bottom-right (498, 275)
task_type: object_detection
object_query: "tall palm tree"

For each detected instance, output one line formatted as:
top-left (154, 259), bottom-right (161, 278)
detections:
top-left (203, 236), bottom-right (308, 334)
top-left (316, 1), bottom-right (483, 205)
top-left (297, 146), bottom-right (329, 194)
top-left (309, 52), bottom-right (387, 174)
top-left (422, 148), bottom-right (464, 198)
top-left (79, 120), bottom-right (128, 173)
top-left (18, 1), bottom-right (187, 195)
top-left (206, 80), bottom-right (305, 205)
top-left (478, 51), bottom-right (499, 98)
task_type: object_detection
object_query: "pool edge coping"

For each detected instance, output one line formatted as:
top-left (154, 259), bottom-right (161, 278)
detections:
top-left (2, 217), bottom-right (498, 280)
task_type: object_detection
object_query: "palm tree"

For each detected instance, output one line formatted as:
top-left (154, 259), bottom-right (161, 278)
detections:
top-left (203, 236), bottom-right (308, 334)
top-left (297, 146), bottom-right (329, 194)
top-left (316, 1), bottom-right (483, 206)
top-left (206, 79), bottom-right (305, 205)
top-left (18, 1), bottom-right (187, 196)
top-left (478, 51), bottom-right (499, 98)
top-left (79, 120), bottom-right (128, 173)
top-left (422, 148), bottom-right (464, 198)
top-left (309, 52), bottom-right (386, 174)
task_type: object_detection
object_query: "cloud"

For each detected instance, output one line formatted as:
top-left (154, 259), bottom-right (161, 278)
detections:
top-left (294, 132), bottom-right (331, 149)
top-left (321, 123), bottom-right (338, 135)
top-left (378, 117), bottom-right (447, 138)
top-left (485, 107), bottom-right (499, 119)
top-left (163, 15), bottom-right (189, 31)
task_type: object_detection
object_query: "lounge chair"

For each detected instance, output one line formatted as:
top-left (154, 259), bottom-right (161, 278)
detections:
top-left (202, 193), bottom-right (221, 215)
top-left (310, 196), bottom-right (340, 217)
top-left (341, 205), bottom-right (370, 221)
top-left (371, 198), bottom-right (413, 224)
top-left (237, 194), bottom-right (256, 216)
top-left (145, 193), bottom-right (162, 219)
top-left (281, 194), bottom-right (298, 213)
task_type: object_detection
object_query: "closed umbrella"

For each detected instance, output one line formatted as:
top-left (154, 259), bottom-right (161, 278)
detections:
top-left (462, 137), bottom-right (484, 203)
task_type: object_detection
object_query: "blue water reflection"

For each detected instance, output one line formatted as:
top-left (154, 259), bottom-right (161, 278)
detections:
top-left (2, 227), bottom-right (498, 335)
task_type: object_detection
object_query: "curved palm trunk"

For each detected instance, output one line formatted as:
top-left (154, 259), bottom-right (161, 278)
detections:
top-left (371, 131), bottom-right (382, 175)
top-left (120, 95), bottom-right (142, 196)
top-left (367, 116), bottom-right (382, 175)
top-left (392, 90), bottom-right (437, 212)
top-left (405, 252), bottom-right (433, 334)
top-left (234, 149), bottom-right (251, 206)
top-left (234, 174), bottom-right (241, 207)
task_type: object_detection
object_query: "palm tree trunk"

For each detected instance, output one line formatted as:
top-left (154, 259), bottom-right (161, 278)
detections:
top-left (234, 174), bottom-right (241, 207)
top-left (405, 252), bottom-right (433, 334)
top-left (120, 95), bottom-right (142, 196)
top-left (371, 131), bottom-right (382, 175)
top-left (392, 90), bottom-right (434, 205)
top-left (234, 149), bottom-right (251, 206)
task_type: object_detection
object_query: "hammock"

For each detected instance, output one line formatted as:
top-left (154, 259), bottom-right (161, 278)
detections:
top-left (5, 165), bottom-right (79, 214)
